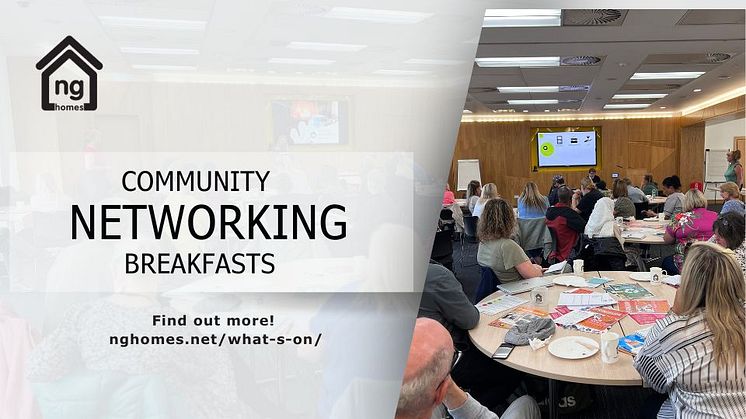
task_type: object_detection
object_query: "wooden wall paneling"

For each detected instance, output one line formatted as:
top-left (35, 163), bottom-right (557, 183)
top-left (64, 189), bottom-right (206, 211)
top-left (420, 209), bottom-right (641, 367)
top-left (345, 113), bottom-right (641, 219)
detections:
top-left (679, 123), bottom-right (705, 186)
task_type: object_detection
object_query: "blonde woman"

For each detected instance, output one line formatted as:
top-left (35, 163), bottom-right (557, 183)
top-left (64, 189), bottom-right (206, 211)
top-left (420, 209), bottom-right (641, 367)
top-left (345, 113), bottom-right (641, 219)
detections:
top-left (476, 199), bottom-right (542, 283)
top-left (471, 183), bottom-right (499, 218)
top-left (661, 188), bottom-right (718, 274)
top-left (719, 181), bottom-right (745, 215)
top-left (634, 241), bottom-right (745, 419)
top-left (517, 182), bottom-right (549, 219)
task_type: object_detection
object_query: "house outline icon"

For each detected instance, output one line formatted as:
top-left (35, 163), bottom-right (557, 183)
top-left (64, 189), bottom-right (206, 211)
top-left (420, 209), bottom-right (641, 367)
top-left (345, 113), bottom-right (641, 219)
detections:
top-left (35, 36), bottom-right (103, 111)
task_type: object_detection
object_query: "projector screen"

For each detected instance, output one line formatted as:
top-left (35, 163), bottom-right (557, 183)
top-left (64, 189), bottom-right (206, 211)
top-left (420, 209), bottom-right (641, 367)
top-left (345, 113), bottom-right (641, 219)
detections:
top-left (272, 99), bottom-right (349, 145)
top-left (536, 129), bottom-right (598, 167)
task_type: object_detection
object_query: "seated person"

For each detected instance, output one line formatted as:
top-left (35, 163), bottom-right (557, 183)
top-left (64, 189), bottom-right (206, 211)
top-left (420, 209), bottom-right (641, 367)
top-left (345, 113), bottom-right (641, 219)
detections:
top-left (466, 180), bottom-right (481, 213)
top-left (572, 177), bottom-right (603, 220)
top-left (719, 181), bottom-right (745, 215)
top-left (443, 183), bottom-right (456, 206)
top-left (582, 197), bottom-right (626, 270)
top-left (419, 262), bottom-right (479, 350)
top-left (477, 199), bottom-right (542, 282)
top-left (644, 175), bottom-right (685, 219)
top-left (661, 188), bottom-right (718, 274)
top-left (634, 242), bottom-right (745, 419)
top-left (517, 181), bottom-right (549, 219)
top-left (611, 179), bottom-right (635, 218)
top-left (641, 174), bottom-right (658, 196)
top-left (587, 168), bottom-right (601, 185)
top-left (623, 177), bottom-right (648, 204)
top-left (545, 186), bottom-right (586, 261)
top-left (472, 183), bottom-right (499, 218)
top-left (547, 175), bottom-right (565, 206)
top-left (708, 212), bottom-right (746, 275)
top-left (396, 318), bottom-right (541, 419)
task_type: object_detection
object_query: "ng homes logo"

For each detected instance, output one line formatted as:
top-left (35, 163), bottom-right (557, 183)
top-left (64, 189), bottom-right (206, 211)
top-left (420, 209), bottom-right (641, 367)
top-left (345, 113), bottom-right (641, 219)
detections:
top-left (35, 36), bottom-right (103, 111)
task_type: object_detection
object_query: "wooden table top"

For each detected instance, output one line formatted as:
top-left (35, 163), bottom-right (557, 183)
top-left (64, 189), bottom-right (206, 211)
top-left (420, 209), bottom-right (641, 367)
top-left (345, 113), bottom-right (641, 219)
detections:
top-left (621, 219), bottom-right (669, 244)
top-left (468, 271), bottom-right (677, 386)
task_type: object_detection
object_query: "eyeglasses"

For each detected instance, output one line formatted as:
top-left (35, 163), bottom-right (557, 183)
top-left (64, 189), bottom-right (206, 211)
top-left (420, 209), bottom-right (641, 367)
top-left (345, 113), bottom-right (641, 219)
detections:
top-left (438, 349), bottom-right (463, 387)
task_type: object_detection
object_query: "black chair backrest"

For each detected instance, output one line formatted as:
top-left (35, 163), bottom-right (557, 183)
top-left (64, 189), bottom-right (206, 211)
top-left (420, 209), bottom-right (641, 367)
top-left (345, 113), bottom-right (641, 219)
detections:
top-left (634, 202), bottom-right (649, 219)
top-left (431, 230), bottom-right (454, 260)
top-left (440, 208), bottom-right (454, 221)
top-left (463, 216), bottom-right (478, 239)
top-left (475, 266), bottom-right (500, 303)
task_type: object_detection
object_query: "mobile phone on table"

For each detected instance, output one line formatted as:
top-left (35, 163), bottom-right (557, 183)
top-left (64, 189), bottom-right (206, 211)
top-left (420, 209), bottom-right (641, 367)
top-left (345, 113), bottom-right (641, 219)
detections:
top-left (492, 343), bottom-right (515, 360)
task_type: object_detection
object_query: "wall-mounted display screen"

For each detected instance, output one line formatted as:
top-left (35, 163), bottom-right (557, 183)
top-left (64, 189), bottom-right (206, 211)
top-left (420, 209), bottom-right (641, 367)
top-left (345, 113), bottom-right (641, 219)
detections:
top-left (534, 127), bottom-right (601, 168)
top-left (271, 99), bottom-right (349, 145)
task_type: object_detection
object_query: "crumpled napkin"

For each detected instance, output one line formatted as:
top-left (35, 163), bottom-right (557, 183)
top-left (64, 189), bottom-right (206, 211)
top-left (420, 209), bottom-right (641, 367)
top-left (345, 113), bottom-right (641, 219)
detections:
top-left (529, 336), bottom-right (551, 350)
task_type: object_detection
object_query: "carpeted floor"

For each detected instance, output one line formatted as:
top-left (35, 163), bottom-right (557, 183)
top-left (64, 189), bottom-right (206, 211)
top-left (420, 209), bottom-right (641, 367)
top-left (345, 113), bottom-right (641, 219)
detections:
top-left (450, 238), bottom-right (659, 419)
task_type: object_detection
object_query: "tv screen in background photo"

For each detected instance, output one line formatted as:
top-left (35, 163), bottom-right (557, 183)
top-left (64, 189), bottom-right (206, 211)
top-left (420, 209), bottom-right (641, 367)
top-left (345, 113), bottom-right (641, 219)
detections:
top-left (272, 99), bottom-right (349, 145)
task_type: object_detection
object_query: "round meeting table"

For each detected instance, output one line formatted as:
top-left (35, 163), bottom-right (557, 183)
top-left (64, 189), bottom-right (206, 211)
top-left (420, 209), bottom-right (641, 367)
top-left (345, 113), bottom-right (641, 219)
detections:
top-left (468, 270), bottom-right (677, 419)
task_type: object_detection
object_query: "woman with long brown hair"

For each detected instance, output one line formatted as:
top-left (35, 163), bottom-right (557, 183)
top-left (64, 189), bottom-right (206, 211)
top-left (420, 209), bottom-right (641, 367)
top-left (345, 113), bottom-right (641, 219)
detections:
top-left (476, 199), bottom-right (543, 283)
top-left (517, 182), bottom-right (549, 219)
top-left (634, 241), bottom-right (745, 418)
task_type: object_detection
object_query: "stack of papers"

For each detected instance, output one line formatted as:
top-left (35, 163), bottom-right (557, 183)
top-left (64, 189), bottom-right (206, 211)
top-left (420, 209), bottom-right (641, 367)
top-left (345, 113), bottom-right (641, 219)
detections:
top-left (662, 275), bottom-right (681, 287)
top-left (476, 293), bottom-right (527, 316)
top-left (557, 292), bottom-right (617, 308)
top-left (606, 283), bottom-right (655, 300)
top-left (622, 231), bottom-right (647, 239)
top-left (618, 300), bottom-right (670, 325)
top-left (544, 260), bottom-right (567, 275)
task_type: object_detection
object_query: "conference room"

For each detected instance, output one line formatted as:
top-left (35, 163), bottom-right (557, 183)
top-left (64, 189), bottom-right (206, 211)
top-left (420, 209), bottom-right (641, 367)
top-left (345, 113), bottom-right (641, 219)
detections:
top-left (427, 9), bottom-right (745, 419)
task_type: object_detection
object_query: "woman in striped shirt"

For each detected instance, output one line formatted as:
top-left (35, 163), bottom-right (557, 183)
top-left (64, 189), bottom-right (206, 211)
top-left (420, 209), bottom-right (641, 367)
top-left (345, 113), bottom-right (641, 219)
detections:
top-left (634, 241), bottom-right (745, 419)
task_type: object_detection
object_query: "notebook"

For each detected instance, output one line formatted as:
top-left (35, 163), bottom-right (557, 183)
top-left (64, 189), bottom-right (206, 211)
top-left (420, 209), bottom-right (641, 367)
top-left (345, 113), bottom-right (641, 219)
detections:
top-left (496, 276), bottom-right (554, 295)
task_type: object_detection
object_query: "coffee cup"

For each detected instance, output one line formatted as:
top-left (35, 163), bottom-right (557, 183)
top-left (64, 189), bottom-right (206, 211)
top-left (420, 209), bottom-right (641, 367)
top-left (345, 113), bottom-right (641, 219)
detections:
top-left (658, 212), bottom-right (666, 222)
top-left (601, 332), bottom-right (620, 364)
top-left (573, 259), bottom-right (584, 274)
top-left (531, 286), bottom-right (548, 307)
top-left (650, 267), bottom-right (666, 286)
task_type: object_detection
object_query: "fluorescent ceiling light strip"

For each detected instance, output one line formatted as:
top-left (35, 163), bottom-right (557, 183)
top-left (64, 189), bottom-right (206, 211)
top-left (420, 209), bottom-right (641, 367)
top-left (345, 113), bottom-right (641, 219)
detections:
top-left (132, 64), bottom-right (197, 71)
top-left (323, 7), bottom-right (433, 24)
top-left (507, 99), bottom-right (558, 105)
top-left (475, 56), bottom-right (559, 68)
top-left (483, 16), bottom-right (561, 27)
top-left (463, 110), bottom-right (473, 114)
top-left (485, 9), bottom-right (562, 17)
top-left (603, 104), bottom-right (651, 109)
top-left (286, 42), bottom-right (367, 52)
top-left (121, 47), bottom-right (199, 55)
top-left (630, 72), bottom-right (705, 80)
top-left (461, 111), bottom-right (675, 122)
top-left (373, 69), bottom-right (430, 76)
top-left (268, 58), bottom-right (335, 65)
top-left (611, 93), bottom-right (667, 99)
top-left (404, 58), bottom-right (464, 66)
top-left (99, 16), bottom-right (206, 31)
top-left (498, 86), bottom-right (559, 93)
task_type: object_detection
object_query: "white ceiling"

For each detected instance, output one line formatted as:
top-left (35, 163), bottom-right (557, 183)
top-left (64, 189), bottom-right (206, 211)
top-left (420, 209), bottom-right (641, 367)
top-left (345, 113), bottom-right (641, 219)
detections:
top-left (467, 9), bottom-right (745, 114)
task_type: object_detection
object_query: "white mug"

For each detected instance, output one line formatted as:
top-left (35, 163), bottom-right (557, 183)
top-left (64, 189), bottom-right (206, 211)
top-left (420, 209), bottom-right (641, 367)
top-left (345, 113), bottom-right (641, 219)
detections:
top-left (573, 259), bottom-right (584, 274)
top-left (531, 286), bottom-right (548, 307)
top-left (600, 332), bottom-right (620, 364)
top-left (650, 267), bottom-right (666, 286)
top-left (657, 212), bottom-right (666, 222)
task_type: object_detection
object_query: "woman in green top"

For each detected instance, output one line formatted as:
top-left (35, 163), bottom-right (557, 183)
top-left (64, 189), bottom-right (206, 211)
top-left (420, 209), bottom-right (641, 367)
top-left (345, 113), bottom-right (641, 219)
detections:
top-left (724, 150), bottom-right (743, 188)
top-left (641, 174), bottom-right (658, 196)
top-left (476, 198), bottom-right (543, 283)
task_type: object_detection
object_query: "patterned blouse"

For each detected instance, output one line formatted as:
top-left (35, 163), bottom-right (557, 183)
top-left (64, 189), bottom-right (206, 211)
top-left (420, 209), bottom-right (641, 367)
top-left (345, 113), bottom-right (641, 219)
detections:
top-left (665, 208), bottom-right (718, 272)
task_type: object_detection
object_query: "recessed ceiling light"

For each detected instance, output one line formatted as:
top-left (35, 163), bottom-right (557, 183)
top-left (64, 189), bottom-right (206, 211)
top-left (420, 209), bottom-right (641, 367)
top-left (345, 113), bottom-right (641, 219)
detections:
top-left (497, 86), bottom-right (559, 93)
top-left (475, 56), bottom-right (559, 68)
top-left (611, 93), bottom-right (668, 99)
top-left (718, 75), bottom-right (731, 80)
top-left (507, 99), bottom-right (559, 105)
top-left (631, 71), bottom-right (705, 80)
top-left (659, 106), bottom-right (667, 109)
top-left (404, 58), bottom-right (464, 66)
top-left (463, 109), bottom-right (473, 114)
top-left (483, 9), bottom-right (561, 28)
top-left (286, 41), bottom-right (367, 52)
top-left (544, 109), bottom-right (550, 112)
top-left (120, 47), bottom-right (199, 55)
top-left (131, 64), bottom-right (197, 71)
top-left (268, 58), bottom-right (335, 65)
top-left (693, 88), bottom-right (702, 93)
top-left (373, 69), bottom-right (430, 75)
top-left (523, 110), bottom-right (529, 113)
top-left (603, 103), bottom-right (651, 109)
top-left (99, 16), bottom-right (207, 31)
top-left (323, 7), bottom-right (433, 24)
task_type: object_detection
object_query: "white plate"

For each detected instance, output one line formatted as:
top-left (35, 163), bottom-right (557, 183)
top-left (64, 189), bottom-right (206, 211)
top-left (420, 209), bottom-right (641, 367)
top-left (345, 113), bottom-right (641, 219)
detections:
top-left (629, 272), bottom-right (652, 282)
top-left (552, 275), bottom-right (588, 287)
top-left (548, 336), bottom-right (599, 360)
top-left (643, 218), bottom-right (659, 222)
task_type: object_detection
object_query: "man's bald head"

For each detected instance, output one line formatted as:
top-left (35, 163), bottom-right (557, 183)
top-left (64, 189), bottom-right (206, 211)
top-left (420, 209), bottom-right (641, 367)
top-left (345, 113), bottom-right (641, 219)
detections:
top-left (396, 318), bottom-right (454, 418)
